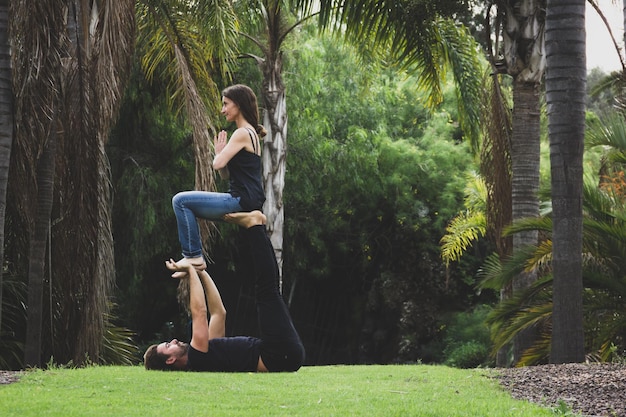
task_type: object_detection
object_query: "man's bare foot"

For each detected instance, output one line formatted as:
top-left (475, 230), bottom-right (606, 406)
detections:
top-left (169, 256), bottom-right (206, 278)
top-left (223, 210), bottom-right (266, 228)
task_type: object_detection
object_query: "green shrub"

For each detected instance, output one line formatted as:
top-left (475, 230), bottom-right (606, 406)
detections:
top-left (444, 341), bottom-right (489, 368)
top-left (441, 305), bottom-right (494, 368)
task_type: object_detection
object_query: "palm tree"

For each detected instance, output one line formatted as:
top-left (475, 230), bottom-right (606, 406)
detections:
top-left (9, 0), bottom-right (136, 366)
top-left (10, 0), bottom-right (65, 367)
top-left (0, 0), bottom-right (12, 336)
top-left (445, 106), bottom-right (626, 365)
top-left (545, 0), bottom-right (586, 363)
top-left (485, 0), bottom-right (546, 365)
top-left (23, 117), bottom-right (57, 367)
top-left (478, 60), bottom-right (514, 366)
top-left (481, 176), bottom-right (626, 364)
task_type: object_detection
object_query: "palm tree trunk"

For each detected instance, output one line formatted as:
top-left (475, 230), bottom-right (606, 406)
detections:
top-left (24, 121), bottom-right (57, 367)
top-left (621, 0), bottom-right (626, 78)
top-left (256, 1), bottom-right (288, 290)
top-left (0, 0), bottom-right (12, 333)
top-left (480, 71), bottom-right (513, 367)
top-left (10, 0), bottom-right (134, 365)
top-left (494, 0), bottom-right (546, 365)
top-left (510, 80), bottom-right (541, 364)
top-left (50, 0), bottom-right (134, 365)
top-left (10, 0), bottom-right (67, 367)
top-left (546, 0), bottom-right (585, 364)
top-left (261, 54), bottom-right (287, 290)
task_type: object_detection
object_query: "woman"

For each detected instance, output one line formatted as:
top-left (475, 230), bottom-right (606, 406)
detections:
top-left (172, 84), bottom-right (266, 271)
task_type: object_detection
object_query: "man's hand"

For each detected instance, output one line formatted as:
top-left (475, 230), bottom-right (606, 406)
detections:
top-left (165, 258), bottom-right (194, 279)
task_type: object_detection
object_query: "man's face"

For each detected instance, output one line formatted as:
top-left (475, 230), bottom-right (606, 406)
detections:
top-left (157, 339), bottom-right (188, 361)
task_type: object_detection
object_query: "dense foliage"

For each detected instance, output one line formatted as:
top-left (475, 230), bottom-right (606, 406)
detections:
top-left (281, 30), bottom-right (488, 364)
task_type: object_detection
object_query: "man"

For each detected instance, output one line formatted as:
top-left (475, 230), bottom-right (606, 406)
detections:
top-left (143, 210), bottom-right (305, 372)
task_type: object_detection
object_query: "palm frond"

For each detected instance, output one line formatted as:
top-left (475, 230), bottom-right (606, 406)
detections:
top-left (588, 70), bottom-right (624, 98)
top-left (100, 308), bottom-right (138, 366)
top-left (582, 289), bottom-right (626, 361)
top-left (440, 171), bottom-right (488, 265)
top-left (197, 0), bottom-right (240, 76)
top-left (437, 20), bottom-right (485, 150)
top-left (516, 330), bottom-right (551, 366)
top-left (585, 178), bottom-right (626, 218)
top-left (476, 252), bottom-right (503, 290)
top-left (0, 275), bottom-right (26, 369)
top-left (488, 296), bottom-right (553, 357)
top-left (478, 246), bottom-right (540, 290)
top-left (584, 270), bottom-right (626, 304)
top-left (586, 110), bottom-right (626, 165)
top-left (137, 0), bottom-right (227, 117)
top-left (440, 210), bottom-right (486, 266)
top-left (526, 239), bottom-right (553, 275)
top-left (503, 216), bottom-right (553, 236)
top-left (479, 69), bottom-right (512, 258)
top-left (464, 171), bottom-right (488, 212)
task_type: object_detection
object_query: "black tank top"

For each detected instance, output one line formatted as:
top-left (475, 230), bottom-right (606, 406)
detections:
top-left (228, 128), bottom-right (265, 211)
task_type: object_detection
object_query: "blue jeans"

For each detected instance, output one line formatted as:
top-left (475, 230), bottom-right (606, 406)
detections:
top-left (172, 191), bottom-right (243, 258)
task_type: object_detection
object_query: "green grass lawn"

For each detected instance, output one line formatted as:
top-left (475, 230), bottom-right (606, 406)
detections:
top-left (0, 364), bottom-right (557, 416)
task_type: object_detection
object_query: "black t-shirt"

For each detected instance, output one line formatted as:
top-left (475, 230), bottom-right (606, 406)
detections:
top-left (187, 336), bottom-right (262, 372)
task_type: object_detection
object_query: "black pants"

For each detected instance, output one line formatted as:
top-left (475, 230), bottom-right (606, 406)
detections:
top-left (246, 225), bottom-right (305, 371)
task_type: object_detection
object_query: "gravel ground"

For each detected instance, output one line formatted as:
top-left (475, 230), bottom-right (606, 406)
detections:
top-left (2, 364), bottom-right (625, 416)
top-left (493, 363), bottom-right (626, 417)
top-left (0, 370), bottom-right (22, 385)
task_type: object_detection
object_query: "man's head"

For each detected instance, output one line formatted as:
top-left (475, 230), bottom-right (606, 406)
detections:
top-left (143, 339), bottom-right (189, 370)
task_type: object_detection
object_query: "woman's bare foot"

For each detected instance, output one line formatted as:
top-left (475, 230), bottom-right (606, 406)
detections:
top-left (177, 256), bottom-right (206, 270)
top-left (169, 256), bottom-right (206, 278)
top-left (223, 210), bottom-right (266, 228)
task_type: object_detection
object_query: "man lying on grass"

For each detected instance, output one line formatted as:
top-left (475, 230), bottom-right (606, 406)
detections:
top-left (143, 210), bottom-right (305, 372)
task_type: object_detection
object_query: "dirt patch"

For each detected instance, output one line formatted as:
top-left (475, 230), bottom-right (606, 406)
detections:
top-left (493, 363), bottom-right (626, 416)
top-left (0, 371), bottom-right (23, 385)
